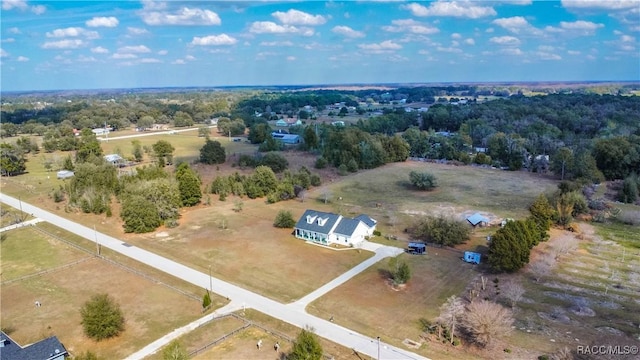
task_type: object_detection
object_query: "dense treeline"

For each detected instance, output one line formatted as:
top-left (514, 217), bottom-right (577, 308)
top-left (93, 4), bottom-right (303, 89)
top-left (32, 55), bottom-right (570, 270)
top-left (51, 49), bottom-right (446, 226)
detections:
top-left (3, 87), bottom-right (640, 182)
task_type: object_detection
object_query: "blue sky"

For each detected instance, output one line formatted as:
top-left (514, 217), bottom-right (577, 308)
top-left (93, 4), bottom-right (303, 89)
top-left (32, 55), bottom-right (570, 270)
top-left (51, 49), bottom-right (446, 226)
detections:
top-left (1, 0), bottom-right (639, 91)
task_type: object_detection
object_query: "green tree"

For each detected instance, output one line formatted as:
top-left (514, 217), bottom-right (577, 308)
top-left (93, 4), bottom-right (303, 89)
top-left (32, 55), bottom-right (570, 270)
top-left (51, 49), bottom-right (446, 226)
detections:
top-left (173, 111), bottom-right (194, 127)
top-left (412, 216), bottom-right (471, 247)
top-left (550, 147), bottom-right (574, 180)
top-left (132, 140), bottom-right (144, 162)
top-left (289, 328), bottom-right (323, 360)
top-left (138, 115), bottom-right (154, 130)
top-left (202, 290), bottom-right (212, 309)
top-left (120, 195), bottom-right (162, 233)
top-left (618, 174), bottom-right (639, 203)
top-left (274, 210), bottom-right (296, 228)
top-left (80, 293), bottom-right (125, 341)
top-left (303, 125), bottom-right (319, 150)
top-left (162, 340), bottom-right (188, 360)
top-left (175, 162), bottom-right (202, 207)
top-left (409, 171), bottom-right (438, 191)
top-left (528, 193), bottom-right (556, 238)
top-left (248, 123), bottom-right (272, 144)
top-left (152, 140), bottom-right (175, 167)
top-left (487, 220), bottom-right (533, 273)
top-left (388, 257), bottom-right (411, 285)
top-left (76, 130), bottom-right (103, 163)
top-left (0, 143), bottom-right (26, 176)
top-left (198, 126), bottom-right (211, 138)
top-left (200, 139), bottom-right (226, 165)
top-left (259, 152), bottom-right (289, 173)
top-left (63, 154), bottom-right (75, 170)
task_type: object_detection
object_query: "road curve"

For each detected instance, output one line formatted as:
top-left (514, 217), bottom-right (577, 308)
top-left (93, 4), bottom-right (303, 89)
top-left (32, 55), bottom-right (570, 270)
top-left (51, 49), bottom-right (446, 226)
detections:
top-left (0, 194), bottom-right (428, 360)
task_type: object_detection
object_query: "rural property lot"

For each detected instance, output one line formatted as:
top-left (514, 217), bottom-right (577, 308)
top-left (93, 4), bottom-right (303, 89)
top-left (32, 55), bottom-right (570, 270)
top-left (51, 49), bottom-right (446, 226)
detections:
top-left (0, 226), bottom-right (206, 359)
top-left (119, 198), bottom-right (374, 303)
top-left (307, 249), bottom-right (480, 360)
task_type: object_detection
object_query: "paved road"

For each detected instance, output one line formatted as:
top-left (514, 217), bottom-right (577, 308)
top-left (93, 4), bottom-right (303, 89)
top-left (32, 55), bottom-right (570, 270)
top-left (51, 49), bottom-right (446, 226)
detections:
top-left (0, 194), bottom-right (427, 360)
top-left (97, 126), bottom-right (215, 142)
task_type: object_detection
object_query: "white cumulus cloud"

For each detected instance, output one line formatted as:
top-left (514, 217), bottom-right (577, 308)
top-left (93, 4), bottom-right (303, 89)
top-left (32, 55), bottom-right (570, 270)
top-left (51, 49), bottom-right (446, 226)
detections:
top-left (490, 36), bottom-right (521, 46)
top-left (46, 27), bottom-right (99, 39)
top-left (560, 20), bottom-right (604, 31)
top-left (117, 45), bottom-right (151, 53)
top-left (128, 27), bottom-right (150, 36)
top-left (0, 48), bottom-right (8, 57)
top-left (382, 19), bottom-right (439, 34)
top-left (42, 39), bottom-right (86, 49)
top-left (561, 0), bottom-right (638, 10)
top-left (249, 21), bottom-right (314, 36)
top-left (17, 55), bottom-right (29, 62)
top-left (332, 26), bottom-right (365, 38)
top-left (260, 40), bottom-right (294, 46)
top-left (112, 53), bottom-right (137, 59)
top-left (91, 46), bottom-right (109, 53)
top-left (358, 40), bottom-right (402, 53)
top-left (401, 1), bottom-right (496, 19)
top-left (2, 0), bottom-right (45, 13)
top-left (86, 16), bottom-right (119, 27)
top-left (191, 34), bottom-right (237, 46)
top-left (272, 9), bottom-right (326, 26)
top-left (492, 16), bottom-right (542, 36)
top-left (140, 5), bottom-right (221, 26)
top-left (465, 38), bottom-right (475, 45)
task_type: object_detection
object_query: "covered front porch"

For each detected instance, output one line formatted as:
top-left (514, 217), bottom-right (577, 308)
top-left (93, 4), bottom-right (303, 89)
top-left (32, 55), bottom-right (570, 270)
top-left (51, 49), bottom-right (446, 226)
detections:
top-left (295, 228), bottom-right (330, 245)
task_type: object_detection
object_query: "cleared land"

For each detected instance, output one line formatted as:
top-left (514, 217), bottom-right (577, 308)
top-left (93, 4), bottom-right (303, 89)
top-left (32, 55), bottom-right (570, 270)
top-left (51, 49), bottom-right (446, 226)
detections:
top-left (0, 225), bottom-right (225, 359)
top-left (307, 249), bottom-right (480, 360)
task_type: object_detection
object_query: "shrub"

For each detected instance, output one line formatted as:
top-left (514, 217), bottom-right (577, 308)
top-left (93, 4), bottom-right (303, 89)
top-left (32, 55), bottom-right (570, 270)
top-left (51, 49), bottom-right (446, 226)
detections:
top-left (337, 164), bottom-right (348, 176)
top-left (310, 174), bottom-right (321, 186)
top-left (80, 293), bottom-right (125, 341)
top-left (274, 210), bottom-right (296, 228)
top-left (314, 157), bottom-right (328, 169)
top-left (373, 230), bottom-right (382, 237)
top-left (346, 158), bottom-right (359, 172)
top-left (409, 171), bottom-right (437, 191)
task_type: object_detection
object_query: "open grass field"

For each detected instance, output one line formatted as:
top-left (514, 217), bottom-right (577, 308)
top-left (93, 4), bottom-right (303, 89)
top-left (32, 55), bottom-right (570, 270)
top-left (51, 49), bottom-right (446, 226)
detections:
top-left (0, 224), bottom-right (228, 359)
top-left (304, 161), bottom-right (559, 245)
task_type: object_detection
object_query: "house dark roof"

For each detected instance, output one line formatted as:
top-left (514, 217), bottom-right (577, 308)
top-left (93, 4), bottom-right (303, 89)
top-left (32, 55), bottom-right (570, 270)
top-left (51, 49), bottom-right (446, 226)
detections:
top-left (0, 331), bottom-right (68, 360)
top-left (333, 218), bottom-right (361, 236)
top-left (294, 210), bottom-right (341, 234)
top-left (354, 214), bottom-right (377, 228)
top-left (408, 242), bottom-right (426, 249)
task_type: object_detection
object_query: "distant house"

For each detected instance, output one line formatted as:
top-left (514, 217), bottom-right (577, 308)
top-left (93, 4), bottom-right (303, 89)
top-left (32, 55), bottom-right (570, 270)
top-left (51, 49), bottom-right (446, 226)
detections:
top-left (407, 242), bottom-right (427, 255)
top-left (56, 170), bottom-right (74, 179)
top-left (0, 331), bottom-right (68, 360)
top-left (466, 213), bottom-right (489, 227)
top-left (271, 132), bottom-right (300, 145)
top-left (331, 121), bottom-right (345, 127)
top-left (104, 154), bottom-right (124, 166)
top-left (92, 127), bottom-right (112, 136)
top-left (275, 119), bottom-right (288, 127)
top-left (294, 210), bottom-right (377, 246)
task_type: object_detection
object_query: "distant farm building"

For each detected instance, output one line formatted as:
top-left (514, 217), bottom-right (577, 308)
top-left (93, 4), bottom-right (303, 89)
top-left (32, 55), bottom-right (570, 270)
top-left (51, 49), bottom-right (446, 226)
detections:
top-left (271, 132), bottom-right (300, 145)
top-left (294, 210), bottom-right (377, 247)
top-left (104, 154), bottom-right (125, 166)
top-left (56, 170), bottom-right (74, 179)
top-left (407, 242), bottom-right (427, 255)
top-left (466, 213), bottom-right (489, 227)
